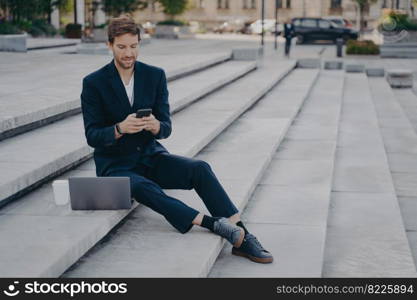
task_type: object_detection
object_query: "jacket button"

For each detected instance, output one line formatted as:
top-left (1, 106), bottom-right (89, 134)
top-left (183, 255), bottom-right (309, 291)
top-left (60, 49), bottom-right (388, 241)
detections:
top-left (137, 146), bottom-right (141, 151)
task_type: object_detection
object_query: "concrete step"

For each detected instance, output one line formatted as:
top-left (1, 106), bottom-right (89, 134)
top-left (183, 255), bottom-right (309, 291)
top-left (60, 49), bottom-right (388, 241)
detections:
top-left (393, 88), bottom-right (417, 135)
top-left (0, 59), bottom-right (296, 277)
top-left (0, 59), bottom-right (265, 208)
top-left (380, 47), bottom-right (417, 59)
top-left (0, 52), bottom-right (232, 141)
top-left (322, 73), bottom-right (417, 277)
top-left (159, 60), bottom-right (296, 157)
top-left (370, 81), bottom-right (417, 270)
top-left (168, 60), bottom-right (256, 113)
top-left (210, 70), bottom-right (341, 277)
top-left (62, 119), bottom-right (290, 278)
top-left (62, 69), bottom-right (318, 278)
top-left (26, 38), bottom-right (80, 51)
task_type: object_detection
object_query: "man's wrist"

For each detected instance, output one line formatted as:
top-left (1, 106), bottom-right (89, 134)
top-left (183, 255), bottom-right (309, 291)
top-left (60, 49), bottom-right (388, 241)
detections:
top-left (151, 121), bottom-right (161, 136)
top-left (115, 123), bottom-right (124, 135)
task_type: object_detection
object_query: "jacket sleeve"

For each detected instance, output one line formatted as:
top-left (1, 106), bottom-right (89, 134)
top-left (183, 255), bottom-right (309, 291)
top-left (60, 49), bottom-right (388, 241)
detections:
top-left (153, 69), bottom-right (172, 139)
top-left (80, 77), bottom-right (117, 148)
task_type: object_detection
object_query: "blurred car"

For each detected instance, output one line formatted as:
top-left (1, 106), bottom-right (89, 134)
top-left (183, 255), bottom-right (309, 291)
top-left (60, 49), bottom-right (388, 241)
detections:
top-left (213, 19), bottom-right (246, 34)
top-left (213, 22), bottom-right (234, 33)
top-left (249, 19), bottom-right (283, 35)
top-left (238, 21), bottom-right (253, 34)
top-left (292, 17), bottom-right (358, 44)
top-left (323, 16), bottom-right (353, 28)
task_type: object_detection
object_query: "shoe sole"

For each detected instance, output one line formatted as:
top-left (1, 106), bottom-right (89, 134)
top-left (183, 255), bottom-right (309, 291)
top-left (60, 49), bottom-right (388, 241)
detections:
top-left (232, 248), bottom-right (274, 264)
top-left (233, 228), bottom-right (245, 248)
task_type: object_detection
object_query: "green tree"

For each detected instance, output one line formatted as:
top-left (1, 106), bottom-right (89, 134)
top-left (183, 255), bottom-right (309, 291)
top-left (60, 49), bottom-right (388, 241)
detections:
top-left (157, 0), bottom-right (188, 20)
top-left (0, 0), bottom-right (61, 22)
top-left (102, 0), bottom-right (148, 17)
top-left (57, 0), bottom-right (73, 14)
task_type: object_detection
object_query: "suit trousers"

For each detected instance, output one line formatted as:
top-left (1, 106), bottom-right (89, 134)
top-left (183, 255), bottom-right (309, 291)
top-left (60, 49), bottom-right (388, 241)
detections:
top-left (285, 37), bottom-right (292, 56)
top-left (107, 153), bottom-right (239, 233)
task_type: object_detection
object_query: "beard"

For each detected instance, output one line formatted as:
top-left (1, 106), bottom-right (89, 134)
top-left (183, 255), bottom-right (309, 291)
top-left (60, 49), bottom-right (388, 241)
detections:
top-left (115, 56), bottom-right (135, 70)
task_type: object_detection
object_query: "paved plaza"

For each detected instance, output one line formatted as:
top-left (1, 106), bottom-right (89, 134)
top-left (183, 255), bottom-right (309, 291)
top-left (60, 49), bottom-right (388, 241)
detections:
top-left (0, 35), bottom-right (417, 277)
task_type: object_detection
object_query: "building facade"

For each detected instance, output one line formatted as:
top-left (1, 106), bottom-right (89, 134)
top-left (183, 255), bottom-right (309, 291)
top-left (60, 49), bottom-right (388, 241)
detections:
top-left (133, 0), bottom-right (414, 30)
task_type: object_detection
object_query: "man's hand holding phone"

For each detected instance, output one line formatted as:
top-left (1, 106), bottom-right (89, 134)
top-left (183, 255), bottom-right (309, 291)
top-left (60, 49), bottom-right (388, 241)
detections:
top-left (116, 109), bottom-right (160, 137)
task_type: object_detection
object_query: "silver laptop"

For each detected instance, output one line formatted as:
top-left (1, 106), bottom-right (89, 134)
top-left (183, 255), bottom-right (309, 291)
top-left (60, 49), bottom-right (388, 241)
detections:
top-left (69, 177), bottom-right (132, 210)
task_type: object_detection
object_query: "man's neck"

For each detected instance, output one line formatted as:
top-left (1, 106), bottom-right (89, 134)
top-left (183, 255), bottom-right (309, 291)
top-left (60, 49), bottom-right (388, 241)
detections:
top-left (114, 60), bottom-right (134, 84)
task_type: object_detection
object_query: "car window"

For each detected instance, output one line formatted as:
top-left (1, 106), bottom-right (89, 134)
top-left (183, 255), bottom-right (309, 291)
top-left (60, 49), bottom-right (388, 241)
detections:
top-left (301, 19), bottom-right (317, 28)
top-left (331, 19), bottom-right (343, 26)
top-left (318, 20), bottom-right (331, 29)
top-left (293, 19), bottom-right (300, 26)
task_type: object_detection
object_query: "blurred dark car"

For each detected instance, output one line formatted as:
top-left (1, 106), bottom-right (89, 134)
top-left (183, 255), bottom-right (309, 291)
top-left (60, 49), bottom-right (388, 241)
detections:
top-left (292, 17), bottom-right (358, 44)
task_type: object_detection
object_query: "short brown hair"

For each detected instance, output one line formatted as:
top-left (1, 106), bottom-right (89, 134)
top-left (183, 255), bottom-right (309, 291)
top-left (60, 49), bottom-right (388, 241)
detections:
top-left (108, 15), bottom-right (141, 44)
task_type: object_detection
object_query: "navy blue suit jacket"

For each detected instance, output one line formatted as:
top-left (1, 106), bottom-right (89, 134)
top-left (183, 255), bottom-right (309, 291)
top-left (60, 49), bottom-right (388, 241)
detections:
top-left (80, 59), bottom-right (171, 176)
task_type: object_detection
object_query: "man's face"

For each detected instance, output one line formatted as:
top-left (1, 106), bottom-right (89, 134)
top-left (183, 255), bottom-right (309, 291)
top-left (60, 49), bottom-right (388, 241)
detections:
top-left (108, 33), bottom-right (139, 70)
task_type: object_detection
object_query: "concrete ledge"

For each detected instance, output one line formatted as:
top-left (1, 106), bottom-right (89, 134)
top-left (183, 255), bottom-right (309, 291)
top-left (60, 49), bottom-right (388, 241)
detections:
top-left (232, 47), bottom-right (263, 61)
top-left (366, 68), bottom-right (385, 77)
top-left (381, 43), bottom-right (417, 58)
top-left (0, 34), bottom-right (27, 52)
top-left (76, 43), bottom-right (110, 55)
top-left (324, 60), bottom-right (343, 70)
top-left (381, 48), bottom-right (417, 58)
top-left (296, 58), bottom-right (321, 69)
top-left (154, 25), bottom-right (195, 39)
top-left (166, 53), bottom-right (231, 81)
top-left (170, 61), bottom-right (257, 114)
top-left (387, 69), bottom-right (413, 88)
top-left (345, 64), bottom-right (365, 73)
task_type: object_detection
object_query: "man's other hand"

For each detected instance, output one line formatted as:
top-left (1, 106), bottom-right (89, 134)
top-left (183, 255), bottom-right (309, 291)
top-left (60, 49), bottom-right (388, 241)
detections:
top-left (118, 113), bottom-right (146, 134)
top-left (118, 113), bottom-right (160, 135)
top-left (141, 114), bottom-right (160, 136)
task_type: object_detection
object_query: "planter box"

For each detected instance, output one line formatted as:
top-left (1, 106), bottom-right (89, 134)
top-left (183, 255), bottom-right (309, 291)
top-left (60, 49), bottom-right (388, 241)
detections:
top-left (154, 25), bottom-right (194, 39)
top-left (382, 30), bottom-right (417, 44)
top-left (0, 34), bottom-right (27, 52)
top-left (381, 30), bottom-right (417, 58)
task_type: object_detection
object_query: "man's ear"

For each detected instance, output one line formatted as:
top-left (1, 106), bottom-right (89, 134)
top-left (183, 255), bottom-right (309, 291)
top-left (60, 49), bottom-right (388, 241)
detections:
top-left (107, 41), bottom-right (112, 50)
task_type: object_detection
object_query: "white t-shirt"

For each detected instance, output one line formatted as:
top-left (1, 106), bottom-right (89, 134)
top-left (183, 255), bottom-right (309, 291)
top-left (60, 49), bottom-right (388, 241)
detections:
top-left (123, 73), bottom-right (134, 106)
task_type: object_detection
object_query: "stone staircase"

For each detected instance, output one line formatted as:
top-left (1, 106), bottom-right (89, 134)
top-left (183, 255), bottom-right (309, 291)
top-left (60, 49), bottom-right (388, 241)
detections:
top-left (1, 48), bottom-right (417, 278)
top-left (210, 69), bottom-right (343, 277)
top-left (0, 49), bottom-right (296, 277)
top-left (62, 67), bottom-right (319, 277)
top-left (369, 79), bottom-right (417, 272)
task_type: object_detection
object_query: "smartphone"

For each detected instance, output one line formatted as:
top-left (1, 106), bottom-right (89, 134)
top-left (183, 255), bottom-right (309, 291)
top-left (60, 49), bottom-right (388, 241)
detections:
top-left (136, 108), bottom-right (152, 118)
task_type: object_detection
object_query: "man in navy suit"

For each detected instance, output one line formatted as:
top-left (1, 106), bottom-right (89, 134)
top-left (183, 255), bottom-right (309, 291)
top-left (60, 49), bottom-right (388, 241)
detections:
top-left (80, 16), bottom-right (273, 264)
top-left (283, 19), bottom-right (295, 57)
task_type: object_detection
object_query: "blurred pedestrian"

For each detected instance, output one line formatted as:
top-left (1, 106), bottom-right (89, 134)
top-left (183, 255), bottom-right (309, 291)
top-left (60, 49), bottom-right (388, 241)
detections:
top-left (283, 19), bottom-right (295, 57)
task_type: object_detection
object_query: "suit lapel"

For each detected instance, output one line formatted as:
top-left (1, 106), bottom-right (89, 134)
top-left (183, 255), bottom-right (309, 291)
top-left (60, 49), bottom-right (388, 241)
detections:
top-left (132, 61), bottom-right (146, 111)
top-left (107, 59), bottom-right (133, 113)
